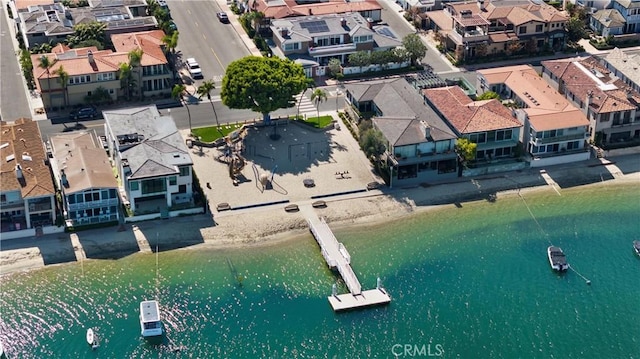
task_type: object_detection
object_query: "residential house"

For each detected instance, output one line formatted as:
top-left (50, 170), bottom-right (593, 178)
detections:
top-left (13, 0), bottom-right (157, 49)
top-left (590, 9), bottom-right (627, 36)
top-left (0, 118), bottom-right (57, 239)
top-left (103, 105), bottom-right (194, 216)
top-left (49, 131), bottom-right (120, 227)
top-left (611, 0), bottom-right (640, 33)
top-left (599, 47), bottom-right (640, 93)
top-left (477, 65), bottom-right (591, 167)
top-left (423, 86), bottom-right (523, 170)
top-left (270, 12), bottom-right (403, 77)
top-left (32, 30), bottom-right (172, 110)
top-left (567, 0), bottom-right (612, 11)
top-left (344, 78), bottom-right (459, 185)
top-left (251, 0), bottom-right (382, 24)
top-left (426, 0), bottom-right (568, 62)
top-left (541, 57), bottom-right (640, 145)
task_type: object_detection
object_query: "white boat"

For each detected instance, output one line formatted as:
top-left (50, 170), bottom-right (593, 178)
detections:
top-left (140, 300), bottom-right (163, 337)
top-left (86, 328), bottom-right (95, 346)
top-left (634, 240), bottom-right (640, 256)
top-left (547, 246), bottom-right (569, 271)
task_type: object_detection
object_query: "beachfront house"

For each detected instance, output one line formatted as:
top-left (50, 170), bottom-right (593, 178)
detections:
top-left (0, 118), bottom-right (59, 240)
top-left (423, 86), bottom-right (525, 175)
top-left (103, 105), bottom-right (197, 218)
top-left (477, 65), bottom-right (591, 167)
top-left (49, 131), bottom-right (120, 228)
top-left (600, 47), bottom-right (640, 93)
top-left (344, 78), bottom-right (458, 185)
top-left (541, 56), bottom-right (640, 146)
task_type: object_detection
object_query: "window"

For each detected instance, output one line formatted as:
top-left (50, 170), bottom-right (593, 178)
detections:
top-left (519, 26), bottom-right (527, 34)
top-left (141, 178), bottom-right (166, 194)
top-left (93, 192), bottom-right (100, 201)
top-left (284, 42), bottom-right (300, 51)
top-left (97, 73), bottom-right (114, 81)
top-left (600, 113), bottom-right (609, 122)
top-left (0, 194), bottom-right (5, 203)
top-left (102, 190), bottom-right (108, 199)
top-left (178, 184), bottom-right (187, 193)
top-left (109, 189), bottom-right (116, 198)
top-left (85, 193), bottom-right (92, 202)
top-left (535, 25), bottom-right (543, 32)
top-left (68, 195), bottom-right (75, 204)
top-left (179, 167), bottom-right (190, 177)
top-left (130, 181), bottom-right (139, 191)
top-left (169, 176), bottom-right (177, 185)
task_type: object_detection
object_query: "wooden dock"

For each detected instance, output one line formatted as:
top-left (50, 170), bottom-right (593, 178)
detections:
top-left (307, 215), bottom-right (390, 311)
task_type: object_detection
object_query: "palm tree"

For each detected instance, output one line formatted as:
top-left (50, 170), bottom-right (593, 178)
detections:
top-left (54, 66), bottom-right (70, 110)
top-left (118, 63), bottom-right (135, 100)
top-left (310, 88), bottom-right (327, 123)
top-left (128, 48), bottom-right (144, 100)
top-left (161, 31), bottom-right (179, 80)
top-left (172, 84), bottom-right (192, 132)
top-left (196, 80), bottom-right (219, 128)
top-left (38, 55), bottom-right (57, 109)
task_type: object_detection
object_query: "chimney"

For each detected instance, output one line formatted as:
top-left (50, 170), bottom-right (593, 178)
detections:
top-left (420, 120), bottom-right (431, 139)
top-left (585, 90), bottom-right (593, 115)
top-left (340, 17), bottom-right (346, 27)
top-left (280, 27), bottom-right (288, 37)
top-left (88, 50), bottom-right (97, 71)
top-left (15, 164), bottom-right (24, 180)
top-left (477, 0), bottom-right (485, 11)
top-left (61, 169), bottom-right (69, 188)
top-left (308, 9), bottom-right (312, 15)
top-left (366, 17), bottom-right (373, 29)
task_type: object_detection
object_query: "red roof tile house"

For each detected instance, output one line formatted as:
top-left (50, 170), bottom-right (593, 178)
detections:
top-left (32, 30), bottom-right (172, 110)
top-left (426, 0), bottom-right (568, 63)
top-left (1, 118), bottom-right (59, 240)
top-left (477, 65), bottom-right (591, 168)
top-left (423, 86), bottom-right (524, 173)
top-left (250, 0), bottom-right (382, 22)
top-left (541, 57), bottom-right (640, 146)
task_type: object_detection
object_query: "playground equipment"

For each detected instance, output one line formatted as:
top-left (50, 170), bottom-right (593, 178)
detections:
top-left (215, 128), bottom-right (248, 185)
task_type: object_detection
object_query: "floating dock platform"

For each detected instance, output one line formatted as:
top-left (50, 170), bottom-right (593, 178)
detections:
top-left (307, 215), bottom-right (391, 312)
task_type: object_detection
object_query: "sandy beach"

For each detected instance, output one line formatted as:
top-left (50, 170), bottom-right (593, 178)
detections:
top-left (0, 116), bottom-right (640, 275)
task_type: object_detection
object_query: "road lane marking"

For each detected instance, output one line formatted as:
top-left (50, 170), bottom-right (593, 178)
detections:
top-left (202, 34), bottom-right (207, 40)
top-left (210, 47), bottom-right (224, 71)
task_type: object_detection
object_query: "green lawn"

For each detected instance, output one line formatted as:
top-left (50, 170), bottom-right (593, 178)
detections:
top-left (192, 123), bottom-right (243, 142)
top-left (301, 115), bottom-right (334, 129)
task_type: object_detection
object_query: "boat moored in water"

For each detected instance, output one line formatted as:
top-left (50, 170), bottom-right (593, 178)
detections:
top-left (547, 246), bottom-right (569, 271)
top-left (634, 240), bottom-right (640, 256)
top-left (140, 300), bottom-right (163, 337)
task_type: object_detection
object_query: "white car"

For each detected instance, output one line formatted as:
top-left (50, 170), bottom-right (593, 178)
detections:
top-left (186, 58), bottom-right (203, 79)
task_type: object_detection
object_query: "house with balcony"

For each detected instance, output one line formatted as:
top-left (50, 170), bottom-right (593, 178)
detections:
top-left (49, 131), bottom-right (120, 228)
top-left (13, 0), bottom-right (157, 49)
top-left (590, 9), bottom-right (627, 36)
top-left (541, 56), bottom-right (640, 146)
top-left (270, 12), bottom-right (402, 77)
top-left (32, 30), bottom-right (171, 110)
top-left (426, 0), bottom-right (568, 62)
top-left (0, 118), bottom-right (58, 240)
top-left (599, 47), bottom-right (640, 93)
top-left (477, 65), bottom-right (591, 167)
top-left (344, 78), bottom-right (458, 185)
top-left (103, 105), bottom-right (196, 217)
top-left (423, 86), bottom-right (524, 174)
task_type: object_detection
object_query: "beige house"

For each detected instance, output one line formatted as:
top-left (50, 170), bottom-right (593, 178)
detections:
top-left (426, 0), bottom-right (568, 62)
top-left (0, 118), bottom-right (57, 239)
top-left (49, 131), bottom-right (120, 227)
top-left (32, 30), bottom-right (172, 110)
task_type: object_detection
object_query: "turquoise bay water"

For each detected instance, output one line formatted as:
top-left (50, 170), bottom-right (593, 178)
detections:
top-left (1, 183), bottom-right (639, 358)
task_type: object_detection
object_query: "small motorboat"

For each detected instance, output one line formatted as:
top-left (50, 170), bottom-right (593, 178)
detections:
top-left (86, 328), bottom-right (95, 346)
top-left (140, 300), bottom-right (163, 338)
top-left (634, 240), bottom-right (640, 256)
top-left (547, 246), bottom-right (569, 271)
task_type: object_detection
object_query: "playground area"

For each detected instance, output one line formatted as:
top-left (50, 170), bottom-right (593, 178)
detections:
top-left (184, 117), bottom-right (381, 210)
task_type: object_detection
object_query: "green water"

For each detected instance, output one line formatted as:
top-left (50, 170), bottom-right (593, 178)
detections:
top-left (1, 184), bottom-right (639, 358)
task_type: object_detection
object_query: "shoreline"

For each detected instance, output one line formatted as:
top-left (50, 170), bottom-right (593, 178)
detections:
top-left (1, 155), bottom-right (639, 277)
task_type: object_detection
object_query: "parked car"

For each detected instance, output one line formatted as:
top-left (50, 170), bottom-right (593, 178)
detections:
top-left (186, 58), bottom-right (203, 78)
top-left (70, 107), bottom-right (98, 120)
top-left (217, 12), bottom-right (229, 23)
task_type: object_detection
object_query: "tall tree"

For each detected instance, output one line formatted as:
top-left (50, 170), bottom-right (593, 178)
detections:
top-left (54, 65), bottom-right (70, 109)
top-left (128, 49), bottom-right (144, 100)
top-left (455, 138), bottom-right (477, 176)
top-left (348, 51), bottom-right (371, 72)
top-left (67, 21), bottom-right (107, 48)
top-left (172, 84), bottom-right (192, 132)
top-left (310, 88), bottom-right (327, 121)
top-left (196, 80), bottom-right (219, 127)
top-left (119, 62), bottom-right (135, 100)
top-left (162, 31), bottom-right (179, 80)
top-left (402, 33), bottom-right (427, 66)
top-left (38, 55), bottom-right (57, 108)
top-left (221, 56), bottom-right (308, 124)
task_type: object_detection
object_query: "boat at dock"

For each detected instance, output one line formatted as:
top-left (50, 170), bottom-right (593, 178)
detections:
top-left (547, 246), bottom-right (568, 271)
top-left (634, 240), bottom-right (640, 256)
top-left (139, 300), bottom-right (163, 337)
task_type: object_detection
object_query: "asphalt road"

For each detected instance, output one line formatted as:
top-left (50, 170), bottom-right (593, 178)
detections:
top-left (0, 7), bottom-right (32, 121)
top-left (167, 0), bottom-right (249, 88)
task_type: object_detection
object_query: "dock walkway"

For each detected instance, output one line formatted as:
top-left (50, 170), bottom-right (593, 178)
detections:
top-left (306, 212), bottom-right (390, 311)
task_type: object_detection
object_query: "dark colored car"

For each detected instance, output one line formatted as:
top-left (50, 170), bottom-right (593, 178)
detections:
top-left (217, 12), bottom-right (229, 23)
top-left (70, 107), bottom-right (98, 120)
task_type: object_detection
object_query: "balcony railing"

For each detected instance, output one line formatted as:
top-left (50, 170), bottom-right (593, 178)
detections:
top-left (68, 198), bottom-right (119, 211)
top-left (449, 30), bottom-right (489, 45)
top-left (532, 132), bottom-right (588, 146)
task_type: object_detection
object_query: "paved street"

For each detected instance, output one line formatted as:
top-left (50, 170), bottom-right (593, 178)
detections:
top-left (0, 6), bottom-right (31, 120)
